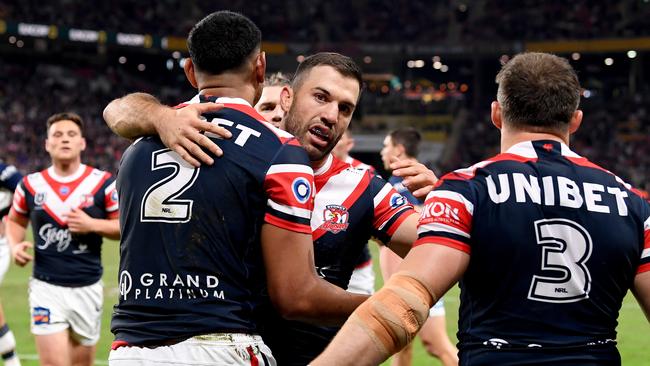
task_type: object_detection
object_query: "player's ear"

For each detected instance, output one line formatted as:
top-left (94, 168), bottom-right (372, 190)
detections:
top-left (183, 58), bottom-right (198, 88)
top-left (255, 51), bottom-right (266, 84)
top-left (569, 109), bottom-right (583, 135)
top-left (280, 86), bottom-right (293, 113)
top-left (491, 101), bottom-right (503, 130)
top-left (44, 138), bottom-right (51, 154)
top-left (80, 137), bottom-right (87, 152)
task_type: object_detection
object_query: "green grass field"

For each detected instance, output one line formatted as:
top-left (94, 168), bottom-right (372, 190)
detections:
top-left (1, 237), bottom-right (648, 365)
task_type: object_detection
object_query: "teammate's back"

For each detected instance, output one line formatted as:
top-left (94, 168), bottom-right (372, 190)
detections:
top-left (429, 140), bottom-right (649, 361)
top-left (112, 96), bottom-right (313, 344)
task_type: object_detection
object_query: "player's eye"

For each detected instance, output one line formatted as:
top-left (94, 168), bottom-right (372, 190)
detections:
top-left (315, 93), bottom-right (327, 102)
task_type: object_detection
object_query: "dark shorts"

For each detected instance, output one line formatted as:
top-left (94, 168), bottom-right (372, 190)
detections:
top-left (460, 345), bottom-right (620, 366)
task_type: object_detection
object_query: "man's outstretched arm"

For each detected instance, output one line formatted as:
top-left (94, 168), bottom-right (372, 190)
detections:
top-left (103, 92), bottom-right (231, 166)
top-left (311, 244), bottom-right (468, 366)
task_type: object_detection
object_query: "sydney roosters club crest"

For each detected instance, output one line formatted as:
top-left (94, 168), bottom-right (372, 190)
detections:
top-left (320, 204), bottom-right (349, 234)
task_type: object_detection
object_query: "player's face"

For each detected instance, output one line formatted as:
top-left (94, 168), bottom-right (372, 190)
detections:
top-left (255, 86), bottom-right (285, 128)
top-left (45, 120), bottom-right (86, 163)
top-left (380, 135), bottom-right (398, 170)
top-left (283, 66), bottom-right (359, 163)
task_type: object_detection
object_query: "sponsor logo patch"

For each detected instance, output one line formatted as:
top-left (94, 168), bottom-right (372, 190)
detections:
top-left (389, 193), bottom-right (407, 208)
top-left (292, 177), bottom-right (311, 204)
top-left (59, 186), bottom-right (70, 196)
top-left (33, 307), bottom-right (50, 325)
top-left (320, 204), bottom-right (349, 234)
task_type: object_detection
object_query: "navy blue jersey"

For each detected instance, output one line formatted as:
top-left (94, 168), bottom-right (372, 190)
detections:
top-left (0, 162), bottom-right (22, 217)
top-left (111, 96), bottom-right (315, 346)
top-left (11, 165), bottom-right (118, 286)
top-left (389, 174), bottom-right (423, 206)
top-left (263, 154), bottom-right (415, 365)
top-left (416, 140), bottom-right (650, 364)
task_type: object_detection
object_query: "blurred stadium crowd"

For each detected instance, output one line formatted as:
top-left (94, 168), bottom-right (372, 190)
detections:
top-left (1, 0), bottom-right (648, 191)
top-left (1, 1), bottom-right (649, 42)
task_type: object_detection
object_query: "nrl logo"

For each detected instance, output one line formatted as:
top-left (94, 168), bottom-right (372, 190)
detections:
top-left (320, 204), bottom-right (349, 234)
top-left (34, 192), bottom-right (47, 206)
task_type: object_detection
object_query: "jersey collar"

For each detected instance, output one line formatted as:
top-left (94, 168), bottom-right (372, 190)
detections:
top-left (46, 164), bottom-right (87, 183)
top-left (505, 140), bottom-right (581, 159)
top-left (187, 94), bottom-right (254, 108)
top-left (313, 154), bottom-right (334, 176)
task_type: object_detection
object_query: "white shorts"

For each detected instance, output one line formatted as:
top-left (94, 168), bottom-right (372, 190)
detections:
top-left (346, 262), bottom-right (375, 295)
top-left (109, 333), bottom-right (276, 366)
top-left (0, 237), bottom-right (9, 284)
top-left (29, 278), bottom-right (103, 346)
top-left (429, 297), bottom-right (446, 317)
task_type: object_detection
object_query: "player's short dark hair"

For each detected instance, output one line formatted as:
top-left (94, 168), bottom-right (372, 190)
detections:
top-left (292, 52), bottom-right (363, 98)
top-left (187, 11), bottom-right (261, 75)
top-left (46, 112), bottom-right (84, 134)
top-left (264, 72), bottom-right (291, 87)
top-left (496, 52), bottom-right (581, 133)
top-left (389, 127), bottom-right (421, 158)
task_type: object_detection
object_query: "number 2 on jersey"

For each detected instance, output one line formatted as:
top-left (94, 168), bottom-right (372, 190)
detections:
top-left (141, 149), bottom-right (200, 223)
top-left (528, 218), bottom-right (593, 303)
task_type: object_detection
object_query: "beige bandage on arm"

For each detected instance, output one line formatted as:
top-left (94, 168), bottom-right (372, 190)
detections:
top-left (349, 271), bottom-right (437, 357)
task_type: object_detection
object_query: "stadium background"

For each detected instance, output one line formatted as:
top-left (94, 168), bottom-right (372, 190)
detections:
top-left (1, 1), bottom-right (649, 364)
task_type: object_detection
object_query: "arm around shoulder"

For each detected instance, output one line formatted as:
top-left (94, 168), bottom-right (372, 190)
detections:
top-left (103, 92), bottom-right (168, 139)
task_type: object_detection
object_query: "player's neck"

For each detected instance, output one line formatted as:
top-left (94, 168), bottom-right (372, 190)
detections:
top-left (500, 130), bottom-right (569, 153)
top-left (51, 159), bottom-right (82, 177)
top-left (198, 75), bottom-right (257, 106)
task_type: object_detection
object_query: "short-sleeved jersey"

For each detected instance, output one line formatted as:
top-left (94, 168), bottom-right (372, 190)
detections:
top-left (0, 162), bottom-right (22, 217)
top-left (263, 154), bottom-right (416, 366)
top-left (343, 156), bottom-right (376, 268)
top-left (10, 164), bottom-right (118, 286)
top-left (415, 140), bottom-right (650, 363)
top-left (111, 96), bottom-right (315, 346)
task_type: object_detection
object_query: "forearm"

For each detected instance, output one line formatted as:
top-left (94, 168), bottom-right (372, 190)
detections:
top-left (312, 321), bottom-right (385, 366)
top-left (103, 92), bottom-right (171, 139)
top-left (6, 214), bottom-right (28, 246)
top-left (91, 218), bottom-right (120, 240)
top-left (292, 278), bottom-right (369, 326)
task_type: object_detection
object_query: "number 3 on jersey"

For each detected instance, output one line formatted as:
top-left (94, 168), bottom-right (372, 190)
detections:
top-left (528, 218), bottom-right (593, 303)
top-left (141, 149), bottom-right (200, 223)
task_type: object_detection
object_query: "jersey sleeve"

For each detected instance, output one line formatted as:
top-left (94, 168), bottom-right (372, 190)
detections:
top-left (639, 204), bottom-right (650, 274)
top-left (102, 176), bottom-right (119, 218)
top-left (263, 140), bottom-right (314, 234)
top-left (413, 178), bottom-right (476, 254)
top-left (0, 163), bottom-right (22, 191)
top-left (9, 179), bottom-right (30, 218)
top-left (370, 175), bottom-right (417, 243)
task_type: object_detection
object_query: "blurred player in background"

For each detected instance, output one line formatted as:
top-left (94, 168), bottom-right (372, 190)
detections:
top-left (103, 51), bottom-right (440, 365)
top-left (313, 52), bottom-right (650, 366)
top-left (255, 72), bottom-right (290, 128)
top-left (105, 13), bottom-right (367, 366)
top-left (331, 131), bottom-right (377, 296)
top-left (6, 112), bottom-right (120, 366)
top-left (379, 127), bottom-right (458, 366)
top-left (0, 162), bottom-right (22, 366)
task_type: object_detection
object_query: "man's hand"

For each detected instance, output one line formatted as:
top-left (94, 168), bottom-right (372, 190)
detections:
top-left (390, 158), bottom-right (438, 200)
top-left (67, 207), bottom-right (96, 235)
top-left (11, 241), bottom-right (33, 266)
top-left (155, 102), bottom-right (232, 167)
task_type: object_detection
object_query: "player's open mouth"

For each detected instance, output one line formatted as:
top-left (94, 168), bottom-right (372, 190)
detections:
top-left (308, 126), bottom-right (330, 148)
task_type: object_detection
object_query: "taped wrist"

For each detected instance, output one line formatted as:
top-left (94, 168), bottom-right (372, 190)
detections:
top-left (350, 271), bottom-right (436, 357)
